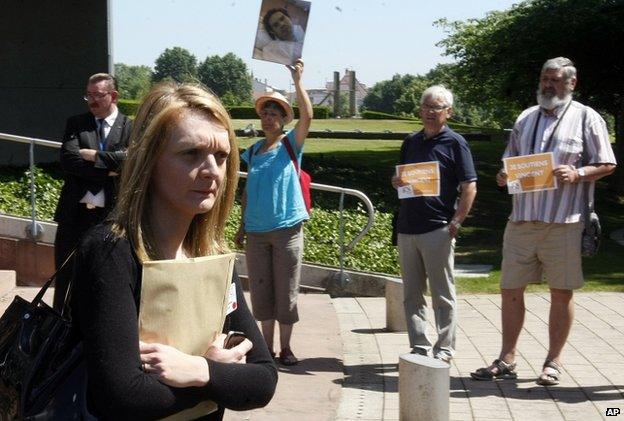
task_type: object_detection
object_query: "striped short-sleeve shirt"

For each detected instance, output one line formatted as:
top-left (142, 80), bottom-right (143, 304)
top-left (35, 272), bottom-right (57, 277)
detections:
top-left (503, 100), bottom-right (616, 223)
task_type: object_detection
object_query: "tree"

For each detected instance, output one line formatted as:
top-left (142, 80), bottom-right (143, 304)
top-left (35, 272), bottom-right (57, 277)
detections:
top-left (437, 0), bottom-right (624, 188)
top-left (394, 77), bottom-right (430, 117)
top-left (114, 63), bottom-right (152, 100)
top-left (153, 47), bottom-right (198, 83)
top-left (331, 92), bottom-right (351, 118)
top-left (197, 53), bottom-right (252, 106)
top-left (362, 74), bottom-right (417, 115)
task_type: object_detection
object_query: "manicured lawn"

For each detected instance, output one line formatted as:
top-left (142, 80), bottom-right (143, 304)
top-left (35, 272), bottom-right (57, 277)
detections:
top-left (2, 121), bottom-right (622, 293)
top-left (232, 118), bottom-right (422, 133)
top-left (237, 132), bottom-right (624, 292)
top-left (233, 118), bottom-right (504, 136)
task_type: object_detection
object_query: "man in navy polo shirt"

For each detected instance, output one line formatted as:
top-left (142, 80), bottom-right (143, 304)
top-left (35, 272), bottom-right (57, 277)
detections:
top-left (391, 85), bottom-right (477, 362)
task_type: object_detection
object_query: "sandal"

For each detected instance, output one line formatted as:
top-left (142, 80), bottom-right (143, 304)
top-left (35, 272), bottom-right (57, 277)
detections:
top-left (470, 359), bottom-right (518, 381)
top-left (279, 347), bottom-right (298, 366)
top-left (536, 359), bottom-right (561, 386)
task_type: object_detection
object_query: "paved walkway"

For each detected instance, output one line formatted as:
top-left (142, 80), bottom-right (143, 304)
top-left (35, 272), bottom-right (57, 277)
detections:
top-left (2, 286), bottom-right (623, 420)
top-left (225, 292), bottom-right (343, 421)
top-left (333, 293), bottom-right (624, 421)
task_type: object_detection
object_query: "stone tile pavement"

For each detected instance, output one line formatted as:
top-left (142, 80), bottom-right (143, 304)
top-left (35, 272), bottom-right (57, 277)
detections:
top-left (2, 285), bottom-right (623, 420)
top-left (333, 293), bottom-right (624, 421)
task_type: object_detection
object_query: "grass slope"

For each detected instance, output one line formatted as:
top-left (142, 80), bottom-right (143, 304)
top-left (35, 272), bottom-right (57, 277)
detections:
top-left (1, 122), bottom-right (622, 293)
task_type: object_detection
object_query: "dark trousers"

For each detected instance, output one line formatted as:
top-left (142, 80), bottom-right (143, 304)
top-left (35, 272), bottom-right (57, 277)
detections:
top-left (53, 205), bottom-right (107, 310)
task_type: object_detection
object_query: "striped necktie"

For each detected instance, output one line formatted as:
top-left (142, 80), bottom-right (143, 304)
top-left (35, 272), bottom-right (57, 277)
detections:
top-left (97, 118), bottom-right (107, 150)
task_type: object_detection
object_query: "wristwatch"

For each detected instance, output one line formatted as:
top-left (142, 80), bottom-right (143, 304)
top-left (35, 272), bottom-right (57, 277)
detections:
top-left (577, 167), bottom-right (586, 181)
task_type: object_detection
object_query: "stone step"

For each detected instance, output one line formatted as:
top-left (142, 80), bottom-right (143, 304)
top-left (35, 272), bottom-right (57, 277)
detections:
top-left (0, 286), bottom-right (53, 316)
top-left (454, 264), bottom-right (493, 278)
top-left (0, 270), bottom-right (16, 296)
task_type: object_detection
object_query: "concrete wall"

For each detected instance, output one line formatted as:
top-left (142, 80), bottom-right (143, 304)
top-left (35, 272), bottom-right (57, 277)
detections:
top-left (0, 0), bottom-right (111, 165)
top-left (0, 215), bottom-right (57, 286)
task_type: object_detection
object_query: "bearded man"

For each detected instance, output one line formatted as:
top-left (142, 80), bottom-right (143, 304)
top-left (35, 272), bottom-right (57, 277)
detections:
top-left (471, 57), bottom-right (616, 386)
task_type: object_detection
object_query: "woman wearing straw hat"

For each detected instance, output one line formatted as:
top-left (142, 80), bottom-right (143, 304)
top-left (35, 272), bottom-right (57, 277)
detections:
top-left (235, 59), bottom-right (312, 366)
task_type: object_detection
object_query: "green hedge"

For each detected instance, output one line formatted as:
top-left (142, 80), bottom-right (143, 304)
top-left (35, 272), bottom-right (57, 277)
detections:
top-left (227, 106), bottom-right (258, 119)
top-left (0, 166), bottom-right (63, 220)
top-left (118, 100), bottom-right (330, 121)
top-left (0, 165), bottom-right (397, 276)
top-left (361, 110), bottom-right (418, 121)
top-left (227, 106), bottom-right (330, 119)
top-left (117, 99), bottom-right (140, 117)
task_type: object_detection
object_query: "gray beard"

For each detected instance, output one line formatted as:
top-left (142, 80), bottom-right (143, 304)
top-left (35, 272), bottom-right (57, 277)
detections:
top-left (536, 91), bottom-right (572, 110)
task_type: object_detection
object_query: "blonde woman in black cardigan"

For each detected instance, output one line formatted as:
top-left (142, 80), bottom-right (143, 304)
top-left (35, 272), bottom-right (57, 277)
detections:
top-left (71, 82), bottom-right (277, 420)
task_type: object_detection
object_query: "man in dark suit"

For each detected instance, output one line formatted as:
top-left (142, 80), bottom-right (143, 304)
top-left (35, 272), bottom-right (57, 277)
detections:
top-left (53, 73), bottom-right (133, 308)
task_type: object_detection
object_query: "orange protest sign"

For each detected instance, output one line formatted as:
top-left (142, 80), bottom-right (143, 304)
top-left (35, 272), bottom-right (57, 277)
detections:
top-left (396, 161), bottom-right (440, 198)
top-left (503, 152), bottom-right (558, 194)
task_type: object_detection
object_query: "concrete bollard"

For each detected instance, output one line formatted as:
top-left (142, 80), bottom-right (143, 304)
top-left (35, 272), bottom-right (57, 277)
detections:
top-left (399, 353), bottom-right (449, 421)
top-left (386, 277), bottom-right (407, 332)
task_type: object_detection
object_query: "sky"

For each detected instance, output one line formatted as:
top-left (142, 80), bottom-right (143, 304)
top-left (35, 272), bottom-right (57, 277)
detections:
top-left (112, 0), bottom-right (519, 91)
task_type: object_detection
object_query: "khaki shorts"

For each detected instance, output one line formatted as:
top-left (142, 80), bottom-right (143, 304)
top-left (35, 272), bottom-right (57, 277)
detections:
top-left (501, 221), bottom-right (584, 290)
top-left (246, 224), bottom-right (303, 324)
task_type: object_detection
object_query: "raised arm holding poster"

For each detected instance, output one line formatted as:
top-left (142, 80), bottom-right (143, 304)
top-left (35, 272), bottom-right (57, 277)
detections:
top-left (503, 152), bottom-right (558, 194)
top-left (252, 0), bottom-right (311, 65)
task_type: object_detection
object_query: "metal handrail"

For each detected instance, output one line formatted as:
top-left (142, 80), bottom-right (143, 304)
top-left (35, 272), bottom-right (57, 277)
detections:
top-left (0, 132), bottom-right (60, 239)
top-left (238, 171), bottom-right (375, 286)
top-left (0, 132), bottom-right (61, 149)
top-left (238, 172), bottom-right (375, 252)
top-left (0, 133), bottom-right (376, 266)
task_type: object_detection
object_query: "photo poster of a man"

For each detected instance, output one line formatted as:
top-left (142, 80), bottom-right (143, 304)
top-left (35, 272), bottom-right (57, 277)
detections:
top-left (252, 0), bottom-right (311, 65)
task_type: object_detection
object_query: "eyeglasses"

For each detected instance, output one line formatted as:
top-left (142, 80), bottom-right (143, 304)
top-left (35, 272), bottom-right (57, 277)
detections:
top-left (421, 103), bottom-right (449, 113)
top-left (83, 92), bottom-right (111, 101)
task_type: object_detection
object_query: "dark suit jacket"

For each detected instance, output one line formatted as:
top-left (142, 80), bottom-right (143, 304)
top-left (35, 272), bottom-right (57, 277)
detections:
top-left (54, 111), bottom-right (133, 223)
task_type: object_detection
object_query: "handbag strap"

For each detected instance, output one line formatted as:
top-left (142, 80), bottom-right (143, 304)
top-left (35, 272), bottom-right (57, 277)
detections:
top-left (247, 143), bottom-right (257, 168)
top-left (281, 138), bottom-right (301, 176)
top-left (33, 248), bottom-right (77, 315)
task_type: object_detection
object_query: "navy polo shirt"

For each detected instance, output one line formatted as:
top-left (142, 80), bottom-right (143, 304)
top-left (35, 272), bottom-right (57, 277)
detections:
top-left (397, 126), bottom-right (477, 235)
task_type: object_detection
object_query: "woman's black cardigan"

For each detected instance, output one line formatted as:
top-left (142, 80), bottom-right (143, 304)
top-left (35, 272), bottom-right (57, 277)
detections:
top-left (71, 224), bottom-right (277, 420)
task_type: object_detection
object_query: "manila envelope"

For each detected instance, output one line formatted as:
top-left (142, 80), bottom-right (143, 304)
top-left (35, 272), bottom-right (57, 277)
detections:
top-left (139, 253), bottom-right (236, 420)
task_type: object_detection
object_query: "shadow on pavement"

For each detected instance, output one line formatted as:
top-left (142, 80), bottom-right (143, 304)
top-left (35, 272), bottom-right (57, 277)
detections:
top-left (451, 376), bottom-right (624, 402)
top-left (331, 363), bottom-right (399, 393)
top-left (351, 328), bottom-right (388, 334)
top-left (276, 356), bottom-right (342, 375)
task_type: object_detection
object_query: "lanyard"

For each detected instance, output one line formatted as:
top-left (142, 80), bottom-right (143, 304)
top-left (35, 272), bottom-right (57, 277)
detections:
top-left (531, 100), bottom-right (572, 154)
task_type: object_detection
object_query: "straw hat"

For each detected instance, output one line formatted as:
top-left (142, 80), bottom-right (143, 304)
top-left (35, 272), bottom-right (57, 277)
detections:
top-left (255, 91), bottom-right (294, 124)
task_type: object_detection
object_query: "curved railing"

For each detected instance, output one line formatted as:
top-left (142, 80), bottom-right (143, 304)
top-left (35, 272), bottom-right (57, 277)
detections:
top-left (0, 132), bottom-right (375, 278)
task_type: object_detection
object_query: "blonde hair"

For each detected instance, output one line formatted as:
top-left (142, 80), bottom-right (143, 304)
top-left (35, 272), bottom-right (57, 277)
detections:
top-left (111, 81), bottom-right (239, 261)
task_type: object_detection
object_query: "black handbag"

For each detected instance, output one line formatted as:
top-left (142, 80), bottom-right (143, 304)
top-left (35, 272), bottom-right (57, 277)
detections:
top-left (0, 251), bottom-right (93, 420)
top-left (581, 209), bottom-right (601, 258)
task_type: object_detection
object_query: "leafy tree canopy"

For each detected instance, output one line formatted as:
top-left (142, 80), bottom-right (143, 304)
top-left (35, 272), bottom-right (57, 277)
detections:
top-left (436, 0), bottom-right (624, 126)
top-left (362, 74), bottom-right (418, 115)
top-left (114, 63), bottom-right (152, 100)
top-left (197, 53), bottom-right (252, 106)
top-left (153, 47), bottom-right (198, 83)
top-left (437, 0), bottom-right (624, 188)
